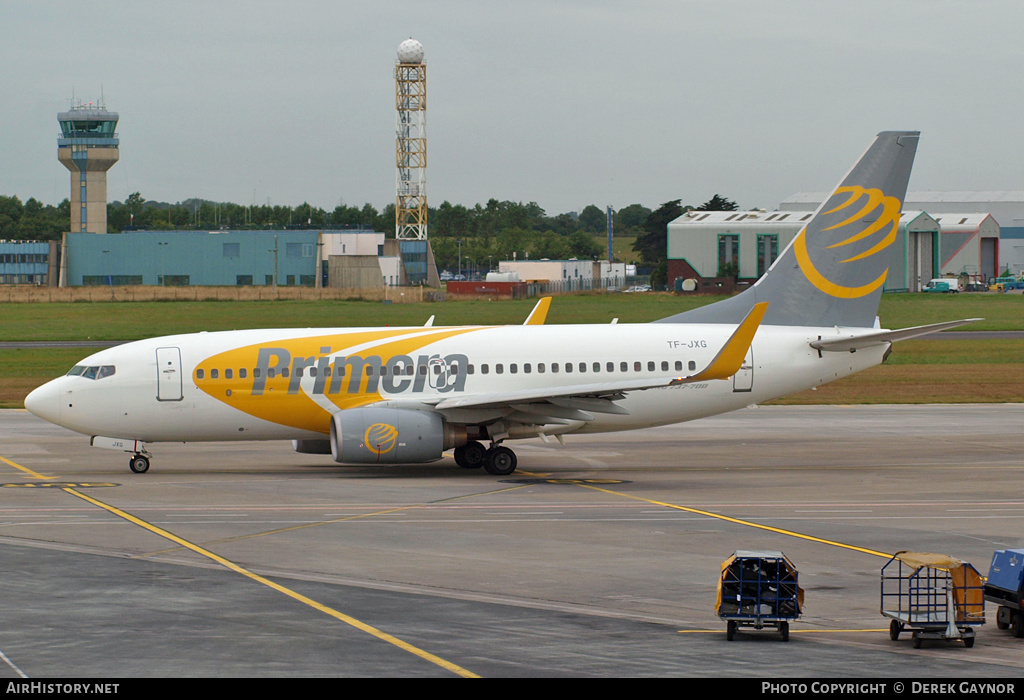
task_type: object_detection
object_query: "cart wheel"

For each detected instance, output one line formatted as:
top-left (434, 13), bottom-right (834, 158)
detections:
top-left (996, 606), bottom-right (1010, 630)
top-left (726, 620), bottom-right (736, 641)
top-left (912, 633), bottom-right (922, 649)
top-left (1013, 611), bottom-right (1024, 639)
top-left (963, 634), bottom-right (975, 649)
top-left (889, 619), bottom-right (902, 641)
top-left (780, 621), bottom-right (790, 642)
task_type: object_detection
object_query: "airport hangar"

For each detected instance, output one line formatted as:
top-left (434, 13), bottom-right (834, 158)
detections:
top-left (666, 201), bottom-right (1002, 294)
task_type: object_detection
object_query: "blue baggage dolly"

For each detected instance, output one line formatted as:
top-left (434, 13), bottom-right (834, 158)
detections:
top-left (880, 551), bottom-right (985, 648)
top-left (716, 551), bottom-right (802, 641)
top-left (984, 548), bottom-right (1024, 638)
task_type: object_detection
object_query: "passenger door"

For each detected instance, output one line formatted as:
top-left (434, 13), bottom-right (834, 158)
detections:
top-left (156, 347), bottom-right (183, 401)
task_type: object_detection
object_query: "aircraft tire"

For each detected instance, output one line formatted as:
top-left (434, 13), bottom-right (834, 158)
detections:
top-left (483, 446), bottom-right (517, 476)
top-left (129, 455), bottom-right (150, 474)
top-left (454, 441), bottom-right (486, 469)
top-left (726, 620), bottom-right (736, 641)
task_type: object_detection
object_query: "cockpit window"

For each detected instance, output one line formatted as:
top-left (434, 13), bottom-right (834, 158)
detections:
top-left (67, 365), bottom-right (116, 380)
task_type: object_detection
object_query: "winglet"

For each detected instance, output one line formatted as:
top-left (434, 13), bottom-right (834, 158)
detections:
top-left (424, 315), bottom-right (435, 327)
top-left (524, 297), bottom-right (552, 325)
top-left (682, 302), bottom-right (768, 382)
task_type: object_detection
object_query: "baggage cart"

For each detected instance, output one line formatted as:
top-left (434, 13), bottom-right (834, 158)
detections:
top-left (983, 548), bottom-right (1024, 638)
top-left (880, 551), bottom-right (985, 648)
top-left (716, 550), bottom-right (803, 641)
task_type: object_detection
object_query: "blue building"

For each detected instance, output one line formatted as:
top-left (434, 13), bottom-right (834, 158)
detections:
top-left (66, 231), bottom-right (321, 286)
top-left (0, 240), bottom-right (56, 285)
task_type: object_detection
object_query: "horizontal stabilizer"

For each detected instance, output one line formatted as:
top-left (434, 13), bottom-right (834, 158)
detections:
top-left (810, 318), bottom-right (982, 352)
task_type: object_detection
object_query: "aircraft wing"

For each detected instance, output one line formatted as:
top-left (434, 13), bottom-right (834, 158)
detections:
top-left (426, 303), bottom-right (767, 422)
top-left (523, 297), bottom-right (552, 325)
top-left (810, 318), bottom-right (981, 352)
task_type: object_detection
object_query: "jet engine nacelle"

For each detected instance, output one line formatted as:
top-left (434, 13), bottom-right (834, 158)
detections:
top-left (329, 407), bottom-right (465, 464)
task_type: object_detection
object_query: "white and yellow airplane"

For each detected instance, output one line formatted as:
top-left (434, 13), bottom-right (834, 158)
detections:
top-left (25, 131), bottom-right (976, 476)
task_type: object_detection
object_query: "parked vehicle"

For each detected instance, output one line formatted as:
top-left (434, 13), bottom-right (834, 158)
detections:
top-left (984, 548), bottom-right (1024, 638)
top-left (922, 279), bottom-right (960, 293)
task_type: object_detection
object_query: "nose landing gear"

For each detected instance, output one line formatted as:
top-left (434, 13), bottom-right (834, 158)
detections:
top-left (129, 454), bottom-right (151, 473)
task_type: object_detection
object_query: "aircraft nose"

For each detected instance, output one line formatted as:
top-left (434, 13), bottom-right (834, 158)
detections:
top-left (25, 378), bottom-right (62, 424)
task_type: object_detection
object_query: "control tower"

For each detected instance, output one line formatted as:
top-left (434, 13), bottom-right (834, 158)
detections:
top-left (58, 101), bottom-right (119, 233)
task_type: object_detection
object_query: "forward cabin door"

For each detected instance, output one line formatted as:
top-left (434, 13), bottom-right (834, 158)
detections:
top-left (156, 347), bottom-right (183, 401)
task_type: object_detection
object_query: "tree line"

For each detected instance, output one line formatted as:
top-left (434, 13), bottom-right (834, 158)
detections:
top-left (0, 192), bottom-right (738, 280)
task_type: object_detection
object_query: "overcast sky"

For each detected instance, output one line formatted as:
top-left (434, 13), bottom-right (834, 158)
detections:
top-left (4, 1), bottom-right (1023, 217)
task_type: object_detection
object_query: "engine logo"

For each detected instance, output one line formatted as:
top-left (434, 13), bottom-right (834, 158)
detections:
top-left (364, 422), bottom-right (399, 455)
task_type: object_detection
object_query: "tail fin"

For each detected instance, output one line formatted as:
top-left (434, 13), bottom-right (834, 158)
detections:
top-left (656, 131), bottom-right (920, 328)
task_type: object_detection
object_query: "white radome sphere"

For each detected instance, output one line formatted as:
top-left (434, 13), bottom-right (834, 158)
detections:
top-left (397, 39), bottom-right (424, 64)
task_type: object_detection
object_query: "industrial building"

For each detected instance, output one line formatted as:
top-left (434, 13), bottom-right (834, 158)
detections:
top-left (0, 240), bottom-right (58, 285)
top-left (668, 199), bottom-right (1003, 292)
top-left (783, 191), bottom-right (1021, 277)
top-left (60, 229), bottom-right (425, 288)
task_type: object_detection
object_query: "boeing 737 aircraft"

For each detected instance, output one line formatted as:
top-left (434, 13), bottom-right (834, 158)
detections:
top-left (25, 131), bottom-right (976, 476)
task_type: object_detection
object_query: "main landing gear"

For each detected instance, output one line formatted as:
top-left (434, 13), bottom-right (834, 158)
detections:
top-left (453, 440), bottom-right (518, 476)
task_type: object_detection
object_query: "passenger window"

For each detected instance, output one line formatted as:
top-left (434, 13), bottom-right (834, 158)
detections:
top-left (674, 361), bottom-right (682, 371)
top-left (551, 363), bottom-right (559, 373)
top-left (538, 363), bottom-right (545, 373)
top-left (564, 363), bottom-right (572, 373)
top-left (689, 360), bottom-right (697, 370)
top-left (225, 369), bottom-right (233, 379)
top-left (509, 363), bottom-right (517, 374)
top-left (647, 361), bottom-right (655, 372)
top-left (496, 364), bottom-right (504, 374)
top-left (607, 362), bottom-right (614, 372)
top-left (579, 363), bottom-right (586, 373)
top-left (524, 363), bottom-right (532, 374)
top-left (620, 362), bottom-right (628, 372)
top-left (467, 364), bottom-right (475, 375)
top-left (211, 369), bottom-right (219, 379)
top-left (239, 368), bottom-right (248, 379)
top-left (254, 368), bottom-right (262, 378)
top-left (481, 364), bottom-right (489, 375)
top-left (196, 369), bottom-right (205, 379)
top-left (634, 362), bottom-right (642, 372)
